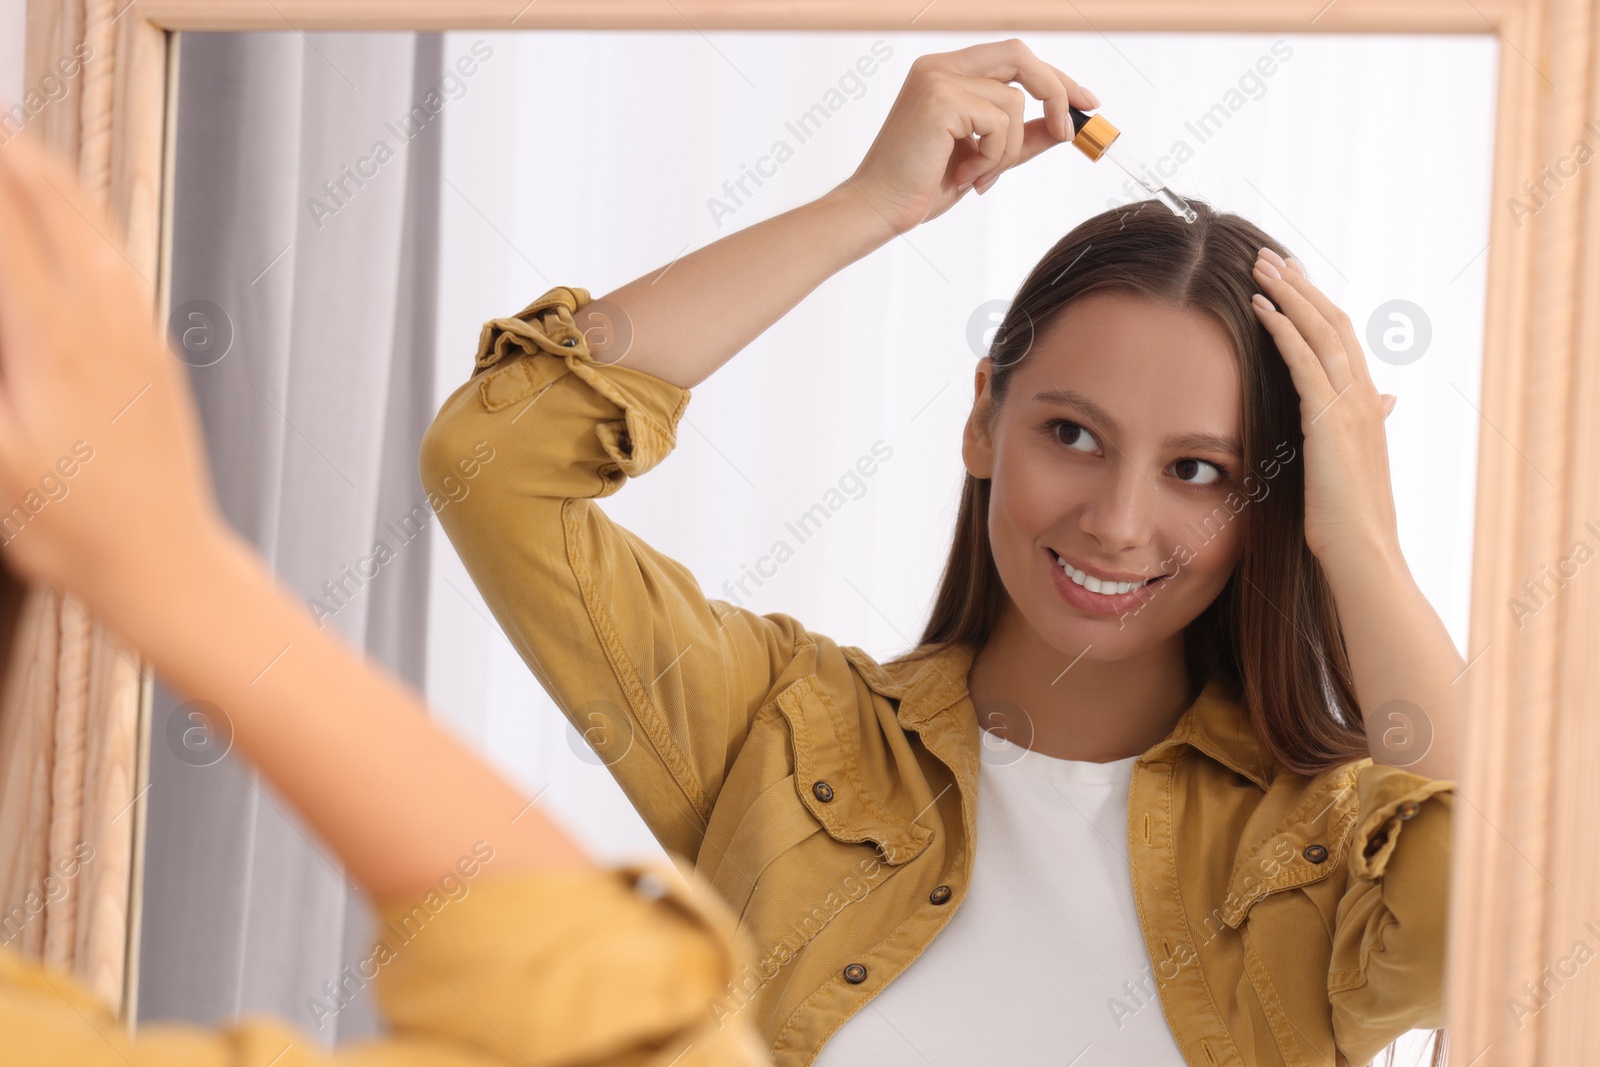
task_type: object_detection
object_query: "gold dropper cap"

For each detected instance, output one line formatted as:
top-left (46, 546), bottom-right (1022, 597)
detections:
top-left (1068, 107), bottom-right (1120, 161)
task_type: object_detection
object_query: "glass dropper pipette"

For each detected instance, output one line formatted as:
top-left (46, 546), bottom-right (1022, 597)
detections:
top-left (1065, 105), bottom-right (1198, 223)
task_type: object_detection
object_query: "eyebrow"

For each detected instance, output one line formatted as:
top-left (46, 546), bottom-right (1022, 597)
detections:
top-left (1032, 387), bottom-right (1243, 459)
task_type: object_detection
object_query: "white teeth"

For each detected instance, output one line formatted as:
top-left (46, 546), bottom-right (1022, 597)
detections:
top-left (1053, 552), bottom-right (1148, 596)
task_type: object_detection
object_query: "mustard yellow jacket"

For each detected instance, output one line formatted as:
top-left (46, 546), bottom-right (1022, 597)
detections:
top-left (419, 285), bottom-right (1456, 1067)
top-left (4, 859), bottom-right (771, 1065)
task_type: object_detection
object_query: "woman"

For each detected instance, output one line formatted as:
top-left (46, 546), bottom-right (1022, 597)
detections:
top-left (421, 38), bottom-right (1458, 1066)
top-left (0, 118), bottom-right (769, 1064)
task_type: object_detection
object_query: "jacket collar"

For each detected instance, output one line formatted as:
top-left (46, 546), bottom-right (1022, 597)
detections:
top-left (841, 641), bottom-right (1274, 790)
top-left (1141, 673), bottom-right (1274, 790)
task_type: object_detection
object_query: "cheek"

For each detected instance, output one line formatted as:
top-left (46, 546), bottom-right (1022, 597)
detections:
top-left (986, 445), bottom-right (1074, 549)
top-left (1170, 501), bottom-right (1246, 591)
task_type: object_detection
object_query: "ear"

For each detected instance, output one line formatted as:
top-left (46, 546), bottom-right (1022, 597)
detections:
top-left (961, 359), bottom-right (997, 479)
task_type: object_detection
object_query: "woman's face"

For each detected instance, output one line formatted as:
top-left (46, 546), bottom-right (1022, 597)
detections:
top-left (963, 289), bottom-right (1248, 662)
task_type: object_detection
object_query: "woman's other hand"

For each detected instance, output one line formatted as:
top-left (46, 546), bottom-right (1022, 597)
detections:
top-left (839, 38), bottom-right (1100, 234)
top-left (0, 132), bottom-right (225, 616)
top-left (1247, 248), bottom-right (1401, 564)
top-left (1248, 247), bottom-right (1462, 779)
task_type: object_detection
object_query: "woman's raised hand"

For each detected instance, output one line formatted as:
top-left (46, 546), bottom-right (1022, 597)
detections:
top-left (840, 38), bottom-right (1101, 234)
top-left (0, 131), bottom-right (225, 617)
top-left (0, 129), bottom-right (603, 898)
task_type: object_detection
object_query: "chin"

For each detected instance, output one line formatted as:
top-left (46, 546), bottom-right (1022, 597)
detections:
top-left (1035, 580), bottom-right (1202, 660)
top-left (1053, 613), bottom-right (1157, 657)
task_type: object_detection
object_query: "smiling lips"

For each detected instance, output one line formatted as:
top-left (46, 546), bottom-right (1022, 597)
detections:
top-left (1048, 548), bottom-right (1166, 596)
top-left (1046, 548), bottom-right (1170, 618)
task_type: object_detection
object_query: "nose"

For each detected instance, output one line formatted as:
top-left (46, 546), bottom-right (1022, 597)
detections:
top-left (1077, 458), bottom-right (1155, 555)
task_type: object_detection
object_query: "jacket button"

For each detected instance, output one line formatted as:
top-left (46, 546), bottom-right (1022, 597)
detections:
top-left (560, 336), bottom-right (578, 346)
top-left (1396, 800), bottom-right (1420, 820)
top-left (812, 780), bottom-right (835, 803)
top-left (1364, 831), bottom-right (1390, 858)
top-left (929, 885), bottom-right (952, 905)
top-left (1303, 843), bottom-right (1329, 864)
top-left (843, 963), bottom-right (868, 984)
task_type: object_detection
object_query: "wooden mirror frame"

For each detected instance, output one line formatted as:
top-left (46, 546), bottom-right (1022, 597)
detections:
top-left (11, 2), bottom-right (1597, 1062)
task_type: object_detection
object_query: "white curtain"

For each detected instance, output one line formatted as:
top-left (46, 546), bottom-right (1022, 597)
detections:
top-left (137, 30), bottom-right (443, 1044)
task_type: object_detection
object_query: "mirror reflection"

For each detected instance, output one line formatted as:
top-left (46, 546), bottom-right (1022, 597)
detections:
top-left (144, 27), bottom-right (1496, 1067)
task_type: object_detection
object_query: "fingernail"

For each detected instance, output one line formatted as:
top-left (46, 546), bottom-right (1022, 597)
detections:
top-left (1083, 87), bottom-right (1101, 108)
top-left (1258, 246), bottom-right (1287, 270)
top-left (1256, 258), bottom-right (1281, 280)
top-left (959, 179), bottom-right (974, 193)
top-left (1251, 293), bottom-right (1274, 311)
top-left (1286, 256), bottom-right (1305, 275)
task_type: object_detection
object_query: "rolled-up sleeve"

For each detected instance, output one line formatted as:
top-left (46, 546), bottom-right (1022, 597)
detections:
top-left (1328, 762), bottom-right (1455, 1062)
top-left (419, 286), bottom-right (813, 863)
top-left (0, 861), bottom-right (771, 1067)
top-left (371, 859), bottom-right (771, 1066)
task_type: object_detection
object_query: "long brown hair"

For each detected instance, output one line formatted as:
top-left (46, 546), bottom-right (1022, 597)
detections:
top-left (896, 196), bottom-right (1443, 1066)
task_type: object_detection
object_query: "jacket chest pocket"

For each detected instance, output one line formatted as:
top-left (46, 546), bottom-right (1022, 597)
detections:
top-left (1218, 770), bottom-right (1361, 934)
top-left (774, 674), bottom-right (934, 865)
top-left (699, 769), bottom-right (825, 918)
top-left (696, 673), bottom-right (934, 925)
top-left (1217, 823), bottom-right (1353, 936)
top-left (1215, 830), bottom-right (1349, 1067)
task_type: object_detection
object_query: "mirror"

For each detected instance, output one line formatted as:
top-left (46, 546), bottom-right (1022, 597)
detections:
top-left (141, 26), bottom-right (1495, 1064)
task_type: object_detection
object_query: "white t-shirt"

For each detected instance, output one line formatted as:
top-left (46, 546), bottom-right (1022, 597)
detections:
top-left (812, 730), bottom-right (1188, 1066)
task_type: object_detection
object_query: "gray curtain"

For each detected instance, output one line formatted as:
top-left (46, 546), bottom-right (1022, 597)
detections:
top-left (138, 31), bottom-right (443, 1045)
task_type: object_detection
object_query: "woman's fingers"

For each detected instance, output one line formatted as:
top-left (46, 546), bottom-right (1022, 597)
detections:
top-left (0, 135), bottom-right (221, 596)
top-left (942, 88), bottom-right (1012, 190)
top-left (0, 140), bottom-right (72, 332)
top-left (0, 129), bottom-right (123, 313)
top-left (1251, 253), bottom-right (1357, 396)
top-left (0, 140), bottom-right (69, 296)
top-left (1048, 62), bottom-right (1099, 114)
top-left (0, 147), bottom-right (69, 516)
top-left (1011, 115), bottom-right (1079, 169)
top-left (948, 39), bottom-right (1094, 137)
top-left (1249, 289), bottom-right (1338, 415)
top-left (1273, 252), bottom-right (1378, 394)
top-left (851, 39), bottom-right (1099, 230)
top-left (2, 134), bottom-right (162, 420)
top-left (0, 138), bottom-right (116, 361)
top-left (939, 39), bottom-right (1098, 187)
top-left (0, 143), bottom-right (70, 419)
top-left (946, 74), bottom-right (1026, 189)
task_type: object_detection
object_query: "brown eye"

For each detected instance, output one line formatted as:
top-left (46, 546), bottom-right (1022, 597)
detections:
top-left (1173, 458), bottom-right (1225, 485)
top-left (1050, 419), bottom-right (1099, 454)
